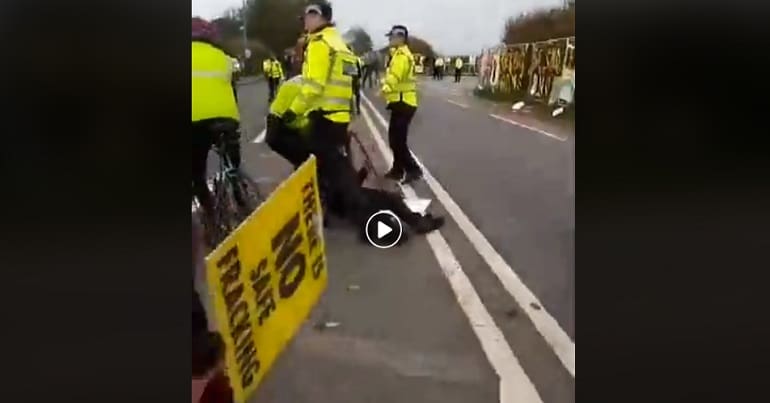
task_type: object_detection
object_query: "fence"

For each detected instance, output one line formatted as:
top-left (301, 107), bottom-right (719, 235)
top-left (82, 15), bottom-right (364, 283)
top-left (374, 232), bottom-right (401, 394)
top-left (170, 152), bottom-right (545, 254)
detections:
top-left (476, 36), bottom-right (575, 104)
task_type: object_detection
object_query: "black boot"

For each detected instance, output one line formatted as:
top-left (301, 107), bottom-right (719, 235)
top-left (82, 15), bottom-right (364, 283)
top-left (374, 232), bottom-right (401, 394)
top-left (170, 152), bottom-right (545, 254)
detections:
top-left (411, 214), bottom-right (445, 234)
top-left (384, 168), bottom-right (404, 181)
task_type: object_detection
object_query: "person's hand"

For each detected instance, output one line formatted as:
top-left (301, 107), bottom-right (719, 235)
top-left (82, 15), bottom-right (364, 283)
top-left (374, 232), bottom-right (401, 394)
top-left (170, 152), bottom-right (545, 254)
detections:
top-left (283, 110), bottom-right (297, 124)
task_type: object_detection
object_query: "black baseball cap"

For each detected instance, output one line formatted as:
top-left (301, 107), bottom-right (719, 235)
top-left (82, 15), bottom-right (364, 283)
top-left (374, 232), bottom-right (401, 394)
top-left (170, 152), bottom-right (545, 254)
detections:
top-left (385, 25), bottom-right (408, 38)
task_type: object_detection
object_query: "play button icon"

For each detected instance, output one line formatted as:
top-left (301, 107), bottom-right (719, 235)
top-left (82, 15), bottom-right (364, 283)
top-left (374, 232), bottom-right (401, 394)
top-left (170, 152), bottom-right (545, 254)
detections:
top-left (365, 210), bottom-right (403, 249)
top-left (377, 221), bottom-right (393, 238)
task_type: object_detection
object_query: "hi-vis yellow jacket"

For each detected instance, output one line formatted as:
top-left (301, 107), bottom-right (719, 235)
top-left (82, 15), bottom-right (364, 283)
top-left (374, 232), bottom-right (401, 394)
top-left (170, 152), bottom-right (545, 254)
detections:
top-left (268, 59), bottom-right (284, 79)
top-left (192, 41), bottom-right (239, 122)
top-left (382, 44), bottom-right (417, 107)
top-left (288, 25), bottom-right (358, 124)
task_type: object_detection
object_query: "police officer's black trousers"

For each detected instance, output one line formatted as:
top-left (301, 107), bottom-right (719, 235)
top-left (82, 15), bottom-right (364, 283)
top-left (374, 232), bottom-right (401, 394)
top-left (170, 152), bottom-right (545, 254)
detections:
top-left (267, 77), bottom-right (280, 101)
top-left (387, 101), bottom-right (420, 175)
top-left (265, 114), bottom-right (311, 168)
top-left (455, 68), bottom-right (462, 82)
top-left (308, 113), bottom-right (366, 214)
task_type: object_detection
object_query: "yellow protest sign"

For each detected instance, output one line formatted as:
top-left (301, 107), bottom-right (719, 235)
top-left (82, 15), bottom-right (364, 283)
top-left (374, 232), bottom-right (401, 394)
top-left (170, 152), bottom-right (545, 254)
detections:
top-left (205, 156), bottom-right (327, 403)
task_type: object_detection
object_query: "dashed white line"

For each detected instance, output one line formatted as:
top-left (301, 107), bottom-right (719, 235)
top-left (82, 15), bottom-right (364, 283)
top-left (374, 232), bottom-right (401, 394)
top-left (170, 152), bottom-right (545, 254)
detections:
top-left (361, 100), bottom-right (544, 403)
top-left (363, 94), bottom-right (575, 377)
top-left (252, 128), bottom-right (267, 143)
top-left (447, 99), bottom-right (469, 109)
top-left (489, 114), bottom-right (567, 142)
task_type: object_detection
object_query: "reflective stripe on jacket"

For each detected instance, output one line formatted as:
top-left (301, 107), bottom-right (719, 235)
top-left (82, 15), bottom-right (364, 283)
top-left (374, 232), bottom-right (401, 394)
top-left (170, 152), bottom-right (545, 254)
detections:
top-left (192, 41), bottom-right (239, 122)
top-left (289, 26), bottom-right (357, 124)
top-left (382, 44), bottom-right (418, 107)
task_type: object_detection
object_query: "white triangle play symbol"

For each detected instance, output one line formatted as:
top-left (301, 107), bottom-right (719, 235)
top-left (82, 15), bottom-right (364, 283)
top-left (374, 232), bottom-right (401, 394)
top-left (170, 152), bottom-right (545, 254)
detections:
top-left (377, 221), bottom-right (393, 238)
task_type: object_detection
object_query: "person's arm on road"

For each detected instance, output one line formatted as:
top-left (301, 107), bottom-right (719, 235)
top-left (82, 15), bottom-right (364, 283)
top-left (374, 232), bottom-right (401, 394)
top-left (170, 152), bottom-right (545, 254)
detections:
top-left (288, 39), bottom-right (330, 117)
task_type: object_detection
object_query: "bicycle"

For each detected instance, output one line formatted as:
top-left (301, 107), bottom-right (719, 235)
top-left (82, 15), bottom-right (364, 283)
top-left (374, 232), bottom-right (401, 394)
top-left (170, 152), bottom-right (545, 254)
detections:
top-left (193, 120), bottom-right (265, 249)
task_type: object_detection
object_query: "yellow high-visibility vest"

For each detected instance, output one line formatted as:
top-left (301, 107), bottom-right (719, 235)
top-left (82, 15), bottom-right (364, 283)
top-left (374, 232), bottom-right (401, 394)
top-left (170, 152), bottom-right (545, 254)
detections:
top-left (289, 26), bottom-right (358, 124)
top-left (382, 44), bottom-right (418, 107)
top-left (192, 41), bottom-right (239, 122)
top-left (269, 60), bottom-right (284, 79)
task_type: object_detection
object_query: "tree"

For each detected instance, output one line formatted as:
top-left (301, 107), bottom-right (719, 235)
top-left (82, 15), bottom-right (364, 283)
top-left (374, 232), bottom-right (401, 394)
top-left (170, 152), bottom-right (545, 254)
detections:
top-left (214, 0), bottom-right (305, 57)
top-left (343, 26), bottom-right (373, 55)
top-left (501, 7), bottom-right (575, 44)
top-left (212, 8), bottom-right (243, 40)
top-left (246, 0), bottom-right (306, 56)
top-left (406, 35), bottom-right (437, 58)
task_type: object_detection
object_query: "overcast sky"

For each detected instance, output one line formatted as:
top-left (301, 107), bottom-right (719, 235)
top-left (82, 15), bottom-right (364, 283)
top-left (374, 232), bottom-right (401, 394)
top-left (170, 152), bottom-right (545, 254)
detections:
top-left (192, 0), bottom-right (564, 54)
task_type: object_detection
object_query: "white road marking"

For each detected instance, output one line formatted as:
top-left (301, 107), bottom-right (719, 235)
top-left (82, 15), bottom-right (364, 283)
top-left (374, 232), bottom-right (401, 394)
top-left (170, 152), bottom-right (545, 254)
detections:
top-left (252, 128), bottom-right (267, 143)
top-left (361, 101), bottom-right (544, 403)
top-left (363, 94), bottom-right (576, 377)
top-left (447, 99), bottom-right (469, 109)
top-left (489, 114), bottom-right (567, 142)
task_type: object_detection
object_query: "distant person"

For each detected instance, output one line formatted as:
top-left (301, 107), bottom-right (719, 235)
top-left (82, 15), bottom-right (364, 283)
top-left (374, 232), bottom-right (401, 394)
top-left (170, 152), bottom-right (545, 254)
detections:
top-left (368, 51), bottom-right (382, 88)
top-left (282, 52), bottom-right (292, 78)
top-left (289, 35), bottom-right (307, 77)
top-left (265, 56), bottom-right (284, 102)
top-left (262, 57), bottom-right (271, 80)
top-left (360, 52), bottom-right (370, 89)
top-left (361, 51), bottom-right (378, 89)
top-left (230, 57), bottom-right (240, 101)
top-left (433, 57), bottom-right (444, 80)
top-left (454, 57), bottom-right (464, 82)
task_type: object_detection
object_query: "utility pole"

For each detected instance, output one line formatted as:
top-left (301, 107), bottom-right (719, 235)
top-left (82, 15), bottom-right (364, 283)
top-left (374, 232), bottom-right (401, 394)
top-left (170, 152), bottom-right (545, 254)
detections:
top-left (241, 0), bottom-right (249, 60)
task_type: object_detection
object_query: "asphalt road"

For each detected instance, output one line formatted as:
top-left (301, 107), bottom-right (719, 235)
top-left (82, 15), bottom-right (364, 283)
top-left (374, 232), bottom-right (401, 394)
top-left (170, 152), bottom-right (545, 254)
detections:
top-left (210, 75), bottom-right (574, 403)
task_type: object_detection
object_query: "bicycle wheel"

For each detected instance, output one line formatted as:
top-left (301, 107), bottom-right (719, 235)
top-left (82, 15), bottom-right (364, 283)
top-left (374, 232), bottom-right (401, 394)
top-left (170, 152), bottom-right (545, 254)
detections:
top-left (231, 169), bottom-right (265, 220)
top-left (208, 173), bottom-right (241, 247)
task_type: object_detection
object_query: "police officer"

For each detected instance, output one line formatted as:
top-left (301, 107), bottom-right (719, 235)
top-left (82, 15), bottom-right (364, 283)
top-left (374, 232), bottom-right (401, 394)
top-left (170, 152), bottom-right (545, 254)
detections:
top-left (270, 57), bottom-right (284, 88)
top-left (268, 77), bottom-right (445, 240)
top-left (265, 75), bottom-right (311, 168)
top-left (454, 56), bottom-right (464, 83)
top-left (191, 17), bottom-right (243, 223)
top-left (283, 1), bottom-right (364, 212)
top-left (262, 57), bottom-right (271, 80)
top-left (263, 55), bottom-right (283, 102)
top-left (382, 25), bottom-right (421, 183)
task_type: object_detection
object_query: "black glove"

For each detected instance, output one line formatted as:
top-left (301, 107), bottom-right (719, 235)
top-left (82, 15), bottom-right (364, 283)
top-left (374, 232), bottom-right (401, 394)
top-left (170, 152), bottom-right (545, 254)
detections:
top-left (282, 110), bottom-right (297, 125)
